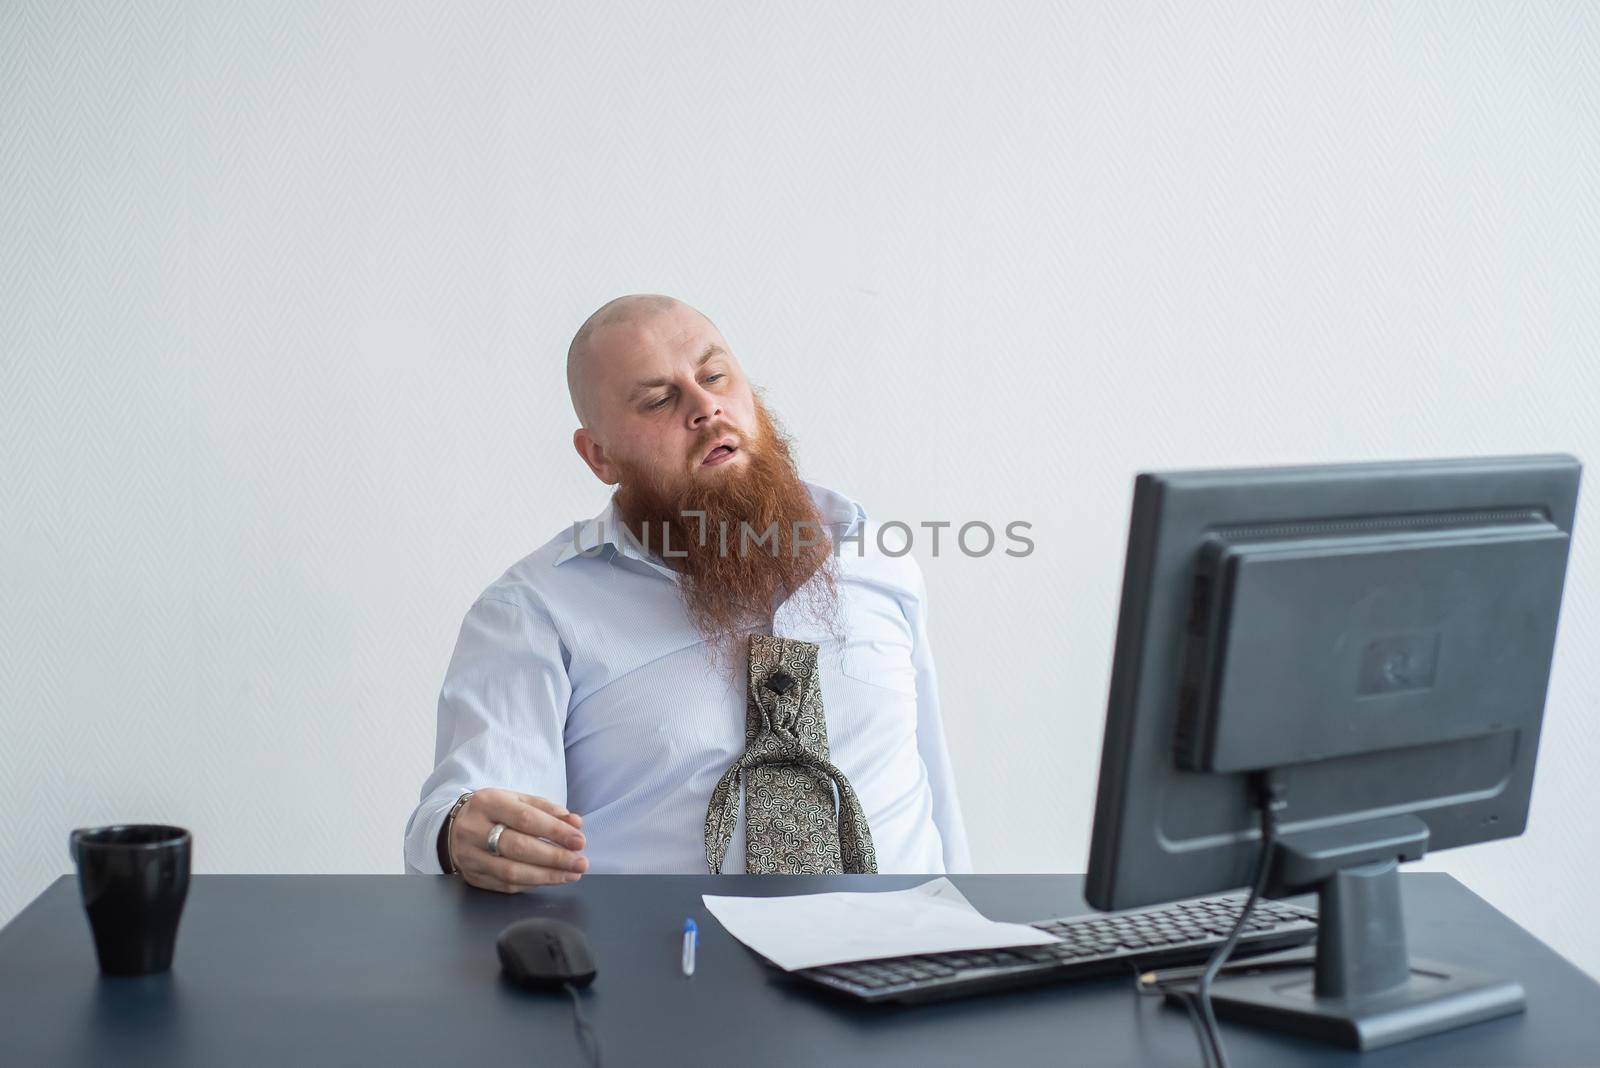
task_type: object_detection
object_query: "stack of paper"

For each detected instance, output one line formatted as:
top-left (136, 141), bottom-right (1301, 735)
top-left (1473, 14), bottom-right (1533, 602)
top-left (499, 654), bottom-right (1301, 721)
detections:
top-left (701, 877), bottom-right (1062, 971)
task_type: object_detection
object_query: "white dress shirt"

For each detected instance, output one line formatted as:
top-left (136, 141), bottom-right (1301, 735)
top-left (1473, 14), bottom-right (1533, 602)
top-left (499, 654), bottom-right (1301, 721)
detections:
top-left (402, 479), bottom-right (972, 876)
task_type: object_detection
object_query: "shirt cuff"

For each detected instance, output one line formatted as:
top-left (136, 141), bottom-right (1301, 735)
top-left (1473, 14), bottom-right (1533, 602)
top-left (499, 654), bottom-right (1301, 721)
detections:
top-left (405, 796), bottom-right (457, 875)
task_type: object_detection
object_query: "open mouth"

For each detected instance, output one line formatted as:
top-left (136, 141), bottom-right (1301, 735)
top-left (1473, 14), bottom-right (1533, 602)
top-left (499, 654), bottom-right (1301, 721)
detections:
top-left (700, 440), bottom-right (738, 467)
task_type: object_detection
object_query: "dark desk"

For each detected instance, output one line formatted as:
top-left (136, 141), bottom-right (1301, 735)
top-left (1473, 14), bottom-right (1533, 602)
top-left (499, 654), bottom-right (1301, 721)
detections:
top-left (1, 873), bottom-right (1596, 1066)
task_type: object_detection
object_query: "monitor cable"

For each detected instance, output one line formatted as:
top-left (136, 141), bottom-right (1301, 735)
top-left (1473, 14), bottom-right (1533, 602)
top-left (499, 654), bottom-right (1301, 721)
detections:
top-left (1135, 769), bottom-right (1287, 1068)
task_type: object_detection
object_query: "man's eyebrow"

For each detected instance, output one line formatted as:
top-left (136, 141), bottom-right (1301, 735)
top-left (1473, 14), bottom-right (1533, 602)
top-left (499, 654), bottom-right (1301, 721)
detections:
top-left (626, 345), bottom-right (726, 400)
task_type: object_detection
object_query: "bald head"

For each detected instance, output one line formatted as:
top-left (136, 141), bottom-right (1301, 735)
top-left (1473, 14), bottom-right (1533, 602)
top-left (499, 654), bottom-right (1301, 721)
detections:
top-left (567, 294), bottom-right (718, 428)
top-left (566, 293), bottom-right (758, 496)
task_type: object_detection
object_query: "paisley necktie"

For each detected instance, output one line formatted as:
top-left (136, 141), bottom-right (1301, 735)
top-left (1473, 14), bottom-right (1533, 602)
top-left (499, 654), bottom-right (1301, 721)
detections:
top-left (703, 634), bottom-right (878, 874)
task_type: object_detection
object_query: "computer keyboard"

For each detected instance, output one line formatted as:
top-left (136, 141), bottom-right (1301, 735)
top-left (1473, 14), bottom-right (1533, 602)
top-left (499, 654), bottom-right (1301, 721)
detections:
top-left (792, 893), bottom-right (1318, 1005)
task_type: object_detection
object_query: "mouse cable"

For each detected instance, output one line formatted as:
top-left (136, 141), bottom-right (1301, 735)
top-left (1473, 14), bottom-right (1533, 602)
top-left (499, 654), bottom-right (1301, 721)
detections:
top-left (562, 980), bottom-right (603, 1068)
top-left (1134, 769), bottom-right (1287, 1068)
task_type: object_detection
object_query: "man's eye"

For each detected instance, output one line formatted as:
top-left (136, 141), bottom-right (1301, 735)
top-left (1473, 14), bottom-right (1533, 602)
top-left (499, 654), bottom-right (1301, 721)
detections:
top-left (705, 373), bottom-right (724, 384)
top-left (647, 395), bottom-right (671, 410)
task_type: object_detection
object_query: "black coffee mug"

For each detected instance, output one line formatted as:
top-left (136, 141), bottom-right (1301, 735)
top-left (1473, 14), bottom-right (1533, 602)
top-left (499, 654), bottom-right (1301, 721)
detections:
top-left (68, 825), bottom-right (191, 976)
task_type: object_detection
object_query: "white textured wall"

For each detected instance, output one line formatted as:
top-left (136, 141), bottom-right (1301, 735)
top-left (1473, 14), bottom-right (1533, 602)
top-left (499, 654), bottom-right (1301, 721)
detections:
top-left (3, 1), bottom-right (1597, 979)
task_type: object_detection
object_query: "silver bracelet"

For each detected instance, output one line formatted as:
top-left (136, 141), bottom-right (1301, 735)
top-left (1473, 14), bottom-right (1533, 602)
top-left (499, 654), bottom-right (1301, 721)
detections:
top-left (443, 790), bottom-right (475, 874)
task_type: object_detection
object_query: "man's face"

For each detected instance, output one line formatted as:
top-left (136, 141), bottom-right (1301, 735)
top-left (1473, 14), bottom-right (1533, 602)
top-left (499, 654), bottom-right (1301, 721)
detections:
top-left (568, 299), bottom-right (844, 669)
top-left (573, 304), bottom-right (757, 494)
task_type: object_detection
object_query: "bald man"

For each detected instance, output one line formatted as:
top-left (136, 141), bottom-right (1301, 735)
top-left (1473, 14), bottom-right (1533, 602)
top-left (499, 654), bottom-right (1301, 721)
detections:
top-left (403, 294), bottom-right (972, 890)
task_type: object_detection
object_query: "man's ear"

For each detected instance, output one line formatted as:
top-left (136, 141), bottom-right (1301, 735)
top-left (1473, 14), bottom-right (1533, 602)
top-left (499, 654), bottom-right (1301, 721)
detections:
top-left (573, 428), bottom-right (620, 485)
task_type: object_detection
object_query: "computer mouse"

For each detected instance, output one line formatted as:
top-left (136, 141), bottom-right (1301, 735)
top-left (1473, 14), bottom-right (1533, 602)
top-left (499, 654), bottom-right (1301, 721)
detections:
top-left (496, 918), bottom-right (598, 990)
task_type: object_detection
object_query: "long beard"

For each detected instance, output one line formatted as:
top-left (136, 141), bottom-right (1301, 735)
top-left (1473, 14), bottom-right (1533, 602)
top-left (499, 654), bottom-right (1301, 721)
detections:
top-left (612, 395), bottom-right (844, 677)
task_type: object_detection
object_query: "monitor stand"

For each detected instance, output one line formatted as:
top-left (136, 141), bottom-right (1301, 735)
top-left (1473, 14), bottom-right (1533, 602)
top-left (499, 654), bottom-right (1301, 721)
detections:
top-left (1196, 823), bottom-right (1525, 1051)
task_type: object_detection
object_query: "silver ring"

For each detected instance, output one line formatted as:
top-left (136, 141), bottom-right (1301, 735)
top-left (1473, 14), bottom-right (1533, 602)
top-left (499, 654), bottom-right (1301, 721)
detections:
top-left (486, 822), bottom-right (506, 856)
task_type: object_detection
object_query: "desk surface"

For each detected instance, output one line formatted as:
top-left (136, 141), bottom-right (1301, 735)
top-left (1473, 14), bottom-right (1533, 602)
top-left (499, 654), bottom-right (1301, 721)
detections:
top-left (1, 872), bottom-right (1596, 1067)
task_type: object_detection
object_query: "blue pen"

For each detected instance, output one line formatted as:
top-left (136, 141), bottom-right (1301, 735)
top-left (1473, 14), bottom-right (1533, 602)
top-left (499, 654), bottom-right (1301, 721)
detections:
top-left (682, 918), bottom-right (697, 976)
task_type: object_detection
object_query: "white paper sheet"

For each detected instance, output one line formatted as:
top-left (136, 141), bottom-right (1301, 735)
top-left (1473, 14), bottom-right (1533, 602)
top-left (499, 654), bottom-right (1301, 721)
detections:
top-left (700, 877), bottom-right (1063, 971)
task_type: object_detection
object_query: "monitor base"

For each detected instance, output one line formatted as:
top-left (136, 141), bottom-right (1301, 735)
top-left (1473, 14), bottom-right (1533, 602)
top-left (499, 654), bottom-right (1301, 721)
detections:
top-left (1200, 955), bottom-right (1525, 1051)
top-left (1165, 851), bottom-right (1527, 1051)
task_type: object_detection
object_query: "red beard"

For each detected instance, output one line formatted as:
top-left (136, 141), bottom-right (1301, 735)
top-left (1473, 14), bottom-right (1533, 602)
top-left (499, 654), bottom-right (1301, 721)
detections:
top-left (612, 393), bottom-right (844, 676)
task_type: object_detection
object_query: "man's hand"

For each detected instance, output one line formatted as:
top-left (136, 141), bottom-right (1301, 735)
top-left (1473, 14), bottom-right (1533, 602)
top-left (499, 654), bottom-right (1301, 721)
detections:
top-left (449, 789), bottom-right (589, 892)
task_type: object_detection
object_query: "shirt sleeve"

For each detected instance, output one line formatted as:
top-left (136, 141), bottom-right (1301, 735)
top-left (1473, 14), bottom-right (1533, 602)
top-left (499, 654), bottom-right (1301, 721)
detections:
top-left (902, 559), bottom-right (974, 874)
top-left (402, 593), bottom-right (572, 874)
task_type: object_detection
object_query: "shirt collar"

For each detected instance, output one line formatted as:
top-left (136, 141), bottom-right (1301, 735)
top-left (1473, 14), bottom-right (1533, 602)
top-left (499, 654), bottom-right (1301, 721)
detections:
top-left (553, 479), bottom-right (867, 569)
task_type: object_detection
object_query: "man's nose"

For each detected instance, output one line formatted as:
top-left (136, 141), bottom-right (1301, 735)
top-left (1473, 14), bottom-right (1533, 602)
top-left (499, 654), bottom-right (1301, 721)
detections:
top-left (685, 382), bottom-right (722, 428)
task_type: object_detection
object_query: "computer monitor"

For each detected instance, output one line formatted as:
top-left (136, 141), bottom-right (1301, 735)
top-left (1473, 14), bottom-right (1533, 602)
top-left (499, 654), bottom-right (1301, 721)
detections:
top-left (1084, 453), bottom-right (1581, 1050)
